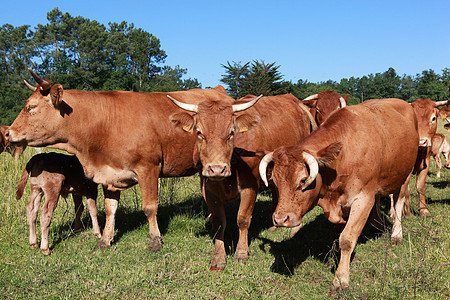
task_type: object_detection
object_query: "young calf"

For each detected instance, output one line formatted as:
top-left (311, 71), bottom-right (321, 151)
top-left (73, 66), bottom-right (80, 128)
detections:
top-left (0, 125), bottom-right (25, 163)
top-left (431, 133), bottom-right (450, 177)
top-left (16, 152), bottom-right (101, 255)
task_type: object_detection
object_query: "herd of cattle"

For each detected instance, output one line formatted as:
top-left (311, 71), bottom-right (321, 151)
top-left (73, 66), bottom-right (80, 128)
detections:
top-left (1, 69), bottom-right (450, 291)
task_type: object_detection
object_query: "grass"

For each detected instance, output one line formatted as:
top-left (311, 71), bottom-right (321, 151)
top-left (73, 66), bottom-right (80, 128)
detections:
top-left (0, 121), bottom-right (449, 299)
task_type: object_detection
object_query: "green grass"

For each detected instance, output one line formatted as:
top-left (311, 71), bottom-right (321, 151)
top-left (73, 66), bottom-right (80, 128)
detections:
top-left (0, 121), bottom-right (449, 299)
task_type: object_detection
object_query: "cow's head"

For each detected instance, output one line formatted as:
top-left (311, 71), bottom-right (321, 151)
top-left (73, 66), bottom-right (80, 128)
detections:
top-left (302, 91), bottom-right (348, 125)
top-left (6, 69), bottom-right (65, 147)
top-left (168, 95), bottom-right (262, 180)
top-left (259, 142), bottom-right (341, 227)
top-left (411, 99), bottom-right (450, 147)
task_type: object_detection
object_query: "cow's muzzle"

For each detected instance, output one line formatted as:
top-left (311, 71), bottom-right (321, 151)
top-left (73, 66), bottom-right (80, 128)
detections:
top-left (202, 163), bottom-right (231, 180)
top-left (272, 212), bottom-right (300, 228)
top-left (419, 138), bottom-right (431, 147)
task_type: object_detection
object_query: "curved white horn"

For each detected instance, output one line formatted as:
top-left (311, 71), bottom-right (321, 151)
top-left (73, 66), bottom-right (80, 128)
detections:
top-left (301, 152), bottom-right (319, 191)
top-left (259, 152), bottom-right (274, 187)
top-left (434, 100), bottom-right (450, 107)
top-left (23, 80), bottom-right (36, 91)
top-left (232, 95), bottom-right (263, 112)
top-left (303, 94), bottom-right (319, 101)
top-left (339, 97), bottom-right (347, 108)
top-left (167, 95), bottom-right (198, 113)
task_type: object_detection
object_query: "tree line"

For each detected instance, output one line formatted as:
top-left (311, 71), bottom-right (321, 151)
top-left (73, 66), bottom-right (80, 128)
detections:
top-left (1, 8), bottom-right (449, 125)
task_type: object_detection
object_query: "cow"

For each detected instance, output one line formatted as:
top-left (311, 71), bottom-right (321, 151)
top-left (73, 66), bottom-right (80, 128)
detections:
top-left (409, 99), bottom-right (450, 217)
top-left (0, 125), bottom-right (25, 163)
top-left (302, 91), bottom-right (348, 125)
top-left (16, 152), bottom-right (100, 255)
top-left (6, 69), bottom-right (235, 252)
top-left (259, 98), bottom-right (419, 291)
top-left (430, 133), bottom-right (450, 177)
top-left (168, 92), bottom-right (317, 271)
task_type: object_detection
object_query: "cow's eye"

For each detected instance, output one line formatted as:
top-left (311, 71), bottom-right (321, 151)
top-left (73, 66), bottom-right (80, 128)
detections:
top-left (430, 114), bottom-right (437, 123)
top-left (296, 177), bottom-right (307, 190)
top-left (26, 105), bottom-right (37, 112)
top-left (197, 131), bottom-right (205, 140)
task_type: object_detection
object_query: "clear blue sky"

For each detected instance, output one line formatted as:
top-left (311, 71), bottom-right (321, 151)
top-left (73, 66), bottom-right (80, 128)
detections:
top-left (2, 0), bottom-right (450, 88)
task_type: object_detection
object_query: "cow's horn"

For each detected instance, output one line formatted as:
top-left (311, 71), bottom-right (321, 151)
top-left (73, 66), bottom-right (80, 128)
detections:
top-left (301, 152), bottom-right (319, 191)
top-left (259, 152), bottom-right (273, 187)
top-left (167, 95), bottom-right (198, 113)
top-left (232, 95), bottom-right (263, 112)
top-left (28, 68), bottom-right (51, 91)
top-left (23, 80), bottom-right (36, 92)
top-left (303, 93), bottom-right (319, 101)
top-left (339, 97), bottom-right (347, 108)
top-left (434, 100), bottom-right (450, 107)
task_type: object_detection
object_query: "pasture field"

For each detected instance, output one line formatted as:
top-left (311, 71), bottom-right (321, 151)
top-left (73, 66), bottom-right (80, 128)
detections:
top-left (0, 121), bottom-right (449, 299)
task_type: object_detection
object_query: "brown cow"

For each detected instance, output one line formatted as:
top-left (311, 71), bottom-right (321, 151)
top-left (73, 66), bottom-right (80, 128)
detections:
top-left (259, 98), bottom-right (419, 291)
top-left (430, 133), bottom-right (450, 177)
top-left (0, 125), bottom-right (25, 163)
top-left (168, 93), bottom-right (316, 270)
top-left (302, 91), bottom-right (348, 125)
top-left (16, 152), bottom-right (100, 255)
top-left (6, 69), bottom-right (235, 252)
top-left (410, 99), bottom-right (450, 217)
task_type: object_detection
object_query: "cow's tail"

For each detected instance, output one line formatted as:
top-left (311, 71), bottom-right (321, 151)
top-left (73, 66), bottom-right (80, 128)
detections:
top-left (16, 165), bottom-right (30, 200)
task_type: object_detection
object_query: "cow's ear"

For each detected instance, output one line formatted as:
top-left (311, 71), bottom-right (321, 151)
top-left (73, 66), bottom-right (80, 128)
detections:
top-left (316, 142), bottom-right (342, 167)
top-left (50, 84), bottom-right (63, 107)
top-left (438, 107), bottom-right (450, 119)
top-left (169, 112), bottom-right (196, 133)
top-left (235, 113), bottom-right (261, 133)
top-left (302, 99), bottom-right (318, 108)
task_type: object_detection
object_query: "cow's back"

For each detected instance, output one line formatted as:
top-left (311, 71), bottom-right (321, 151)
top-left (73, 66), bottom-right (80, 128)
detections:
top-left (305, 98), bottom-right (419, 197)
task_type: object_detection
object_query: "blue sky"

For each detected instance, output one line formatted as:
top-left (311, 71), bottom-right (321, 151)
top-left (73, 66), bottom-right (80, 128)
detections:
top-left (2, 0), bottom-right (450, 88)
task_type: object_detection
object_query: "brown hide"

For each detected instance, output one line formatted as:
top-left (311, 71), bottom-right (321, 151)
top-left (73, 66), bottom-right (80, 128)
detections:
top-left (302, 91), bottom-right (348, 125)
top-left (410, 98), bottom-right (450, 216)
top-left (265, 98), bottom-right (419, 290)
top-left (170, 93), bottom-right (313, 270)
top-left (7, 70), bottom-right (234, 251)
top-left (16, 153), bottom-right (100, 255)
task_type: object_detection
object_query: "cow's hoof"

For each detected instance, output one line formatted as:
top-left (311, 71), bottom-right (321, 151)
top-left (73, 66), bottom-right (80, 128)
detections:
top-left (235, 252), bottom-right (249, 264)
top-left (95, 240), bottom-right (111, 250)
top-left (41, 248), bottom-right (52, 255)
top-left (331, 278), bottom-right (349, 293)
top-left (419, 209), bottom-right (431, 218)
top-left (93, 232), bottom-right (102, 239)
top-left (147, 237), bottom-right (162, 252)
top-left (391, 236), bottom-right (403, 246)
top-left (30, 243), bottom-right (39, 249)
top-left (210, 262), bottom-right (226, 272)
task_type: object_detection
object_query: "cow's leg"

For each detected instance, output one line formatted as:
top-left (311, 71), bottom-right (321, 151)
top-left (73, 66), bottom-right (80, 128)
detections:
top-left (332, 193), bottom-right (374, 291)
top-left (202, 179), bottom-right (229, 271)
top-left (138, 167), bottom-right (161, 252)
top-left (72, 194), bottom-right (84, 233)
top-left (369, 195), bottom-right (384, 232)
top-left (416, 156), bottom-right (431, 217)
top-left (86, 197), bottom-right (101, 238)
top-left (95, 187), bottom-right (120, 249)
top-left (235, 186), bottom-right (257, 264)
top-left (39, 190), bottom-right (61, 255)
top-left (434, 155), bottom-right (442, 178)
top-left (391, 175), bottom-right (411, 245)
top-left (27, 186), bottom-right (43, 248)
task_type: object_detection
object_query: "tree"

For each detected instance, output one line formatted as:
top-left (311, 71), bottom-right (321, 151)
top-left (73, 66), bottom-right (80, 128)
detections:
top-left (220, 61), bottom-right (250, 98)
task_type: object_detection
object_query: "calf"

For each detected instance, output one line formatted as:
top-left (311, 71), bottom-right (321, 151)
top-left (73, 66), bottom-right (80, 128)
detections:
top-left (430, 133), bottom-right (450, 177)
top-left (16, 152), bottom-right (100, 255)
top-left (0, 125), bottom-right (25, 163)
top-left (259, 98), bottom-right (419, 291)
